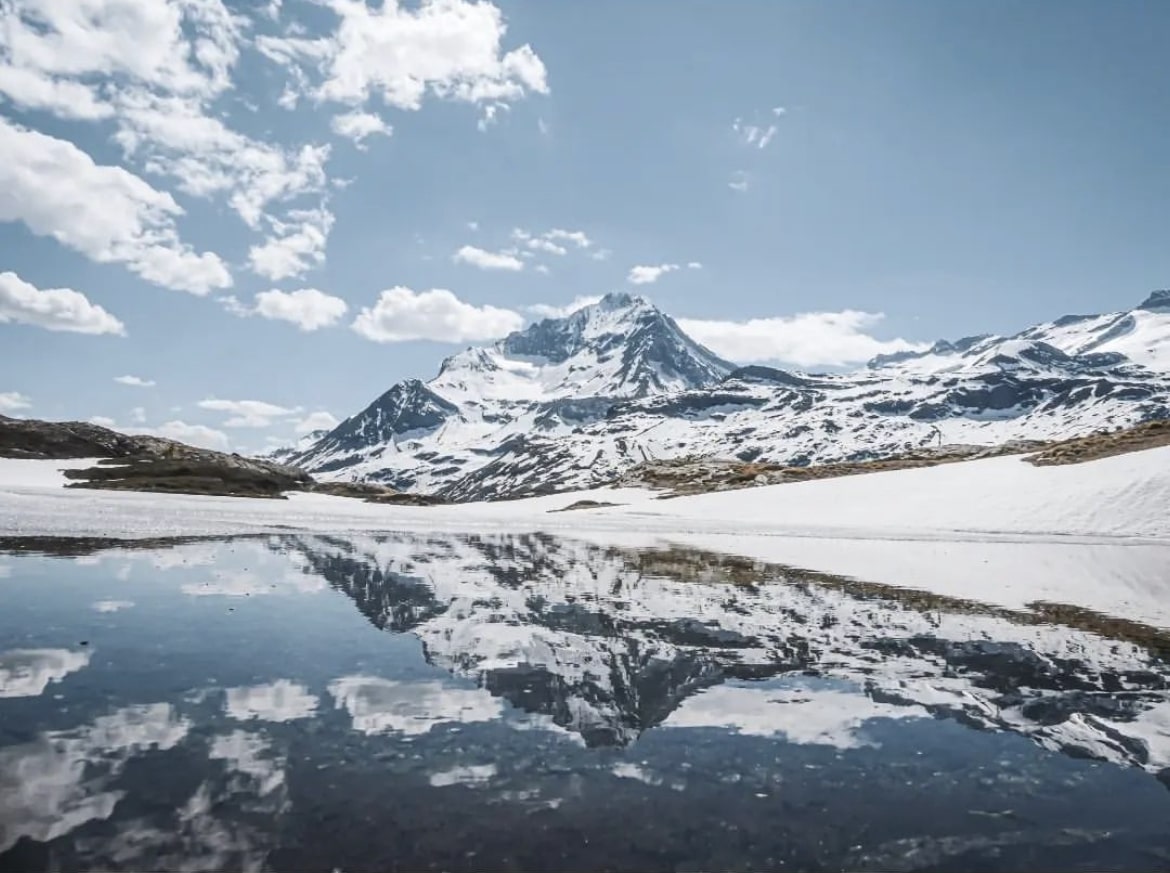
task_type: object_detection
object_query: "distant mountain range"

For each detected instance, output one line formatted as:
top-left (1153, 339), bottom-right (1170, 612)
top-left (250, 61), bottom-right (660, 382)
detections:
top-left (277, 290), bottom-right (1170, 500)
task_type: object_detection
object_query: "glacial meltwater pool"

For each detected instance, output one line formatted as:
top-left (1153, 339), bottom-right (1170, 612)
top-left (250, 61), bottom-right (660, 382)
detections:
top-left (2, 533), bottom-right (1170, 871)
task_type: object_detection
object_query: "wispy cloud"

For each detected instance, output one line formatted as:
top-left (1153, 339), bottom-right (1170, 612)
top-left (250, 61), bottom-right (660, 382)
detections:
top-left (198, 399), bottom-right (303, 429)
top-left (628, 263), bottom-right (689, 285)
top-left (114, 375), bottom-right (155, 388)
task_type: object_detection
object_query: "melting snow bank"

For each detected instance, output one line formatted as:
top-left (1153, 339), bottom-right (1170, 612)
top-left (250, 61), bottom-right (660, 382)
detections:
top-left (2, 448), bottom-right (1170, 628)
top-left (1, 446), bottom-right (1168, 543)
top-left (596, 444), bottom-right (1170, 541)
top-left (0, 458), bottom-right (107, 489)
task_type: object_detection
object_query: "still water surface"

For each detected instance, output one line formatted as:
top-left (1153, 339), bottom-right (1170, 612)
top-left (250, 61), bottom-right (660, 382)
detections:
top-left (2, 533), bottom-right (1170, 871)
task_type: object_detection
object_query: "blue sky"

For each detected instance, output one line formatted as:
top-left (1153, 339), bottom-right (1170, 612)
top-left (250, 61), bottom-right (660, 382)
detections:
top-left (1, 0), bottom-right (1167, 452)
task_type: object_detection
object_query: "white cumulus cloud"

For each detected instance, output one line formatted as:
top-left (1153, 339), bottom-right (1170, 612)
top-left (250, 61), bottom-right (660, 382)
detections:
top-left (453, 245), bottom-right (524, 272)
top-left (0, 120), bottom-right (231, 295)
top-left (628, 264), bottom-right (679, 285)
top-left (0, 65), bottom-right (113, 120)
top-left (678, 310), bottom-right (928, 369)
top-left (0, 0), bottom-right (241, 104)
top-left (330, 110), bottom-right (393, 147)
top-left (255, 289), bottom-right (348, 331)
top-left (0, 271), bottom-right (125, 335)
top-left (0, 1), bottom-right (340, 293)
top-left (114, 375), bottom-right (155, 388)
top-left (0, 392), bottom-right (31, 414)
top-left (258, 0), bottom-right (548, 112)
top-left (222, 289), bottom-right (347, 331)
top-left (352, 287), bottom-right (524, 343)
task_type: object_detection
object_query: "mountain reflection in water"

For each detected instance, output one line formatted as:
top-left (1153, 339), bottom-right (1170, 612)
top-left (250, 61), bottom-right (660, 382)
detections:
top-left (1, 532), bottom-right (1169, 872)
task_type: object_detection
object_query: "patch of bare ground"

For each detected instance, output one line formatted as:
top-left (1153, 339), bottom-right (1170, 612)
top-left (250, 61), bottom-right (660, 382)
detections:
top-left (619, 418), bottom-right (1170, 497)
top-left (1027, 419), bottom-right (1170, 466)
top-left (620, 441), bottom-right (1044, 498)
top-left (550, 499), bottom-right (623, 512)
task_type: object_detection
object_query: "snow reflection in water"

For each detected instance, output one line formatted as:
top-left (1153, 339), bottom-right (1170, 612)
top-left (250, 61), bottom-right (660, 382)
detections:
top-left (0, 532), bottom-right (1169, 871)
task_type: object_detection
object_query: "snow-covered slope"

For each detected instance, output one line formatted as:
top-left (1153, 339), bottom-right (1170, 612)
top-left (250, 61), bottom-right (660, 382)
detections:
top-left (289, 291), bottom-right (1170, 500)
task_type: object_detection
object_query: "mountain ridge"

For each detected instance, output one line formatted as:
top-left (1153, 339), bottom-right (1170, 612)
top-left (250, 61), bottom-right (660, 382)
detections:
top-left (283, 291), bottom-right (1170, 500)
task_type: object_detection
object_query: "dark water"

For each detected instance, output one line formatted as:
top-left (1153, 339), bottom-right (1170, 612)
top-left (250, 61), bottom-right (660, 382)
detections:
top-left (2, 533), bottom-right (1170, 872)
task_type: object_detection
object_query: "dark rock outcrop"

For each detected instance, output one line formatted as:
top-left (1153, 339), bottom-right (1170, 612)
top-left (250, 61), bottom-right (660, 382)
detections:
top-left (1, 415), bottom-right (311, 498)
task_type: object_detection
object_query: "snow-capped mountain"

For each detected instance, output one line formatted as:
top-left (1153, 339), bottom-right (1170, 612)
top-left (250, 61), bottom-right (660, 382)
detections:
top-left (288, 290), bottom-right (1170, 500)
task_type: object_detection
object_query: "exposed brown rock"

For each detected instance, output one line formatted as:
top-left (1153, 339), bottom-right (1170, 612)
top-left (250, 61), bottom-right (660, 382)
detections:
top-left (1027, 419), bottom-right (1170, 466)
top-left (619, 441), bottom-right (1045, 497)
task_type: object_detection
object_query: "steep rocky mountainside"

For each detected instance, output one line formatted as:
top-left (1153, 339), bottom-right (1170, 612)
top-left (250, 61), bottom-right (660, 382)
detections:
top-left (284, 290), bottom-right (1170, 501)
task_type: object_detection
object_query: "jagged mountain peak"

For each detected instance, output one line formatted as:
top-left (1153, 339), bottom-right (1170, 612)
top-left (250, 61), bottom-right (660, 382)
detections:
top-left (501, 292), bottom-right (671, 359)
top-left (433, 292), bottom-right (733, 403)
top-left (1139, 289), bottom-right (1170, 312)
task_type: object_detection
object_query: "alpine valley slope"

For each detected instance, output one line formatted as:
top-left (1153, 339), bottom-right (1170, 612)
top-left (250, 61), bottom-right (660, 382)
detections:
top-left (287, 290), bottom-right (1170, 501)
